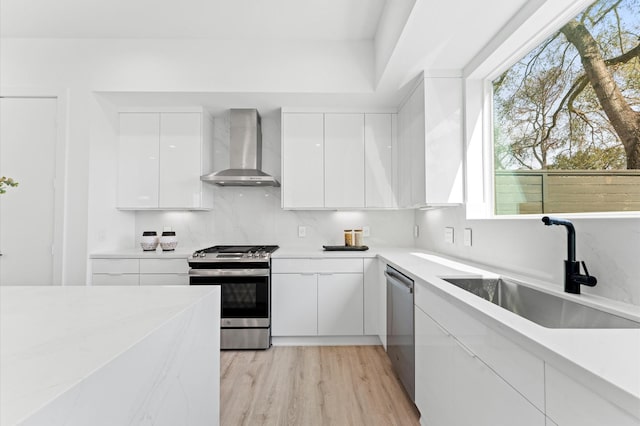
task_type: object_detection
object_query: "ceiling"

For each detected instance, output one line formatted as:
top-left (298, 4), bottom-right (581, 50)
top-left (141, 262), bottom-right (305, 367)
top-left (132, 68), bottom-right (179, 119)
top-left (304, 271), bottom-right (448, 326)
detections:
top-left (1, 0), bottom-right (540, 105)
top-left (0, 0), bottom-right (385, 40)
top-left (376, 0), bottom-right (531, 91)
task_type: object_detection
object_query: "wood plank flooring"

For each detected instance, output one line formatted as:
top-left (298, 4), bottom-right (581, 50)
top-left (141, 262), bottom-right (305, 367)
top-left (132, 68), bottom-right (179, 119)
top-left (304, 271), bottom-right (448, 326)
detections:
top-left (220, 345), bottom-right (420, 426)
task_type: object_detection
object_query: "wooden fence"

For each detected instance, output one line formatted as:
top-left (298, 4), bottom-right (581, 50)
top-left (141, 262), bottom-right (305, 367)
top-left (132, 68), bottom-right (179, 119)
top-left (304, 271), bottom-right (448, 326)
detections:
top-left (495, 170), bottom-right (640, 214)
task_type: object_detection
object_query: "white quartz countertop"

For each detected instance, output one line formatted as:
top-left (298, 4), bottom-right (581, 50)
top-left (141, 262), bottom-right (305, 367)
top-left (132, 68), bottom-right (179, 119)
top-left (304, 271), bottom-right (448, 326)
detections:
top-left (375, 248), bottom-right (640, 419)
top-left (0, 285), bottom-right (220, 425)
top-left (272, 246), bottom-right (377, 258)
top-left (90, 248), bottom-right (197, 259)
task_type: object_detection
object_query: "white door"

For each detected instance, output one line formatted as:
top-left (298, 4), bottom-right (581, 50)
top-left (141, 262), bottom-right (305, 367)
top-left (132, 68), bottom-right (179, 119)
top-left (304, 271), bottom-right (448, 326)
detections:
top-left (0, 97), bottom-right (57, 285)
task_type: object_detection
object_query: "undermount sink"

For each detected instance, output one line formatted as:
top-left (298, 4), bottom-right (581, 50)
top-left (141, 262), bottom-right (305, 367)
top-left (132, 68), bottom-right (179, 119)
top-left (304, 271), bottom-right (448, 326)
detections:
top-left (441, 277), bottom-right (640, 329)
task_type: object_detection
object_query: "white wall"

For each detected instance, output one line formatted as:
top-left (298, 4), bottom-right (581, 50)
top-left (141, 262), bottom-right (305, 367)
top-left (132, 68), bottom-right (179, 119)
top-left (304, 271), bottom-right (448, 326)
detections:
top-left (415, 206), bottom-right (640, 306)
top-left (133, 110), bottom-right (414, 249)
top-left (0, 37), bottom-right (377, 284)
top-left (1, 38), bottom-right (373, 94)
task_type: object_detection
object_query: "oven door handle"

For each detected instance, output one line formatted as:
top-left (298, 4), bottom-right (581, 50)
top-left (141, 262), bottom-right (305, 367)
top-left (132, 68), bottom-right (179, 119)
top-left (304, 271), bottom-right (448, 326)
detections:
top-left (189, 269), bottom-right (270, 277)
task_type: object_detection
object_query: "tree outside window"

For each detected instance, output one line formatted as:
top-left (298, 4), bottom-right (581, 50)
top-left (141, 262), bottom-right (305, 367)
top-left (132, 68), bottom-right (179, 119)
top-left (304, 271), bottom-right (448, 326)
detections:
top-left (493, 0), bottom-right (639, 215)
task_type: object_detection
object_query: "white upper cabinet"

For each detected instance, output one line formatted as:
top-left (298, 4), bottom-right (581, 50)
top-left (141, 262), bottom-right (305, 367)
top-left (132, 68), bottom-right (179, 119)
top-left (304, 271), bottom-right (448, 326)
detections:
top-left (158, 113), bottom-right (203, 208)
top-left (365, 113), bottom-right (396, 208)
top-left (324, 113), bottom-right (365, 208)
top-left (282, 110), bottom-right (396, 210)
top-left (118, 113), bottom-right (160, 208)
top-left (282, 113), bottom-right (325, 209)
top-left (117, 108), bottom-right (213, 210)
top-left (397, 76), bottom-right (463, 207)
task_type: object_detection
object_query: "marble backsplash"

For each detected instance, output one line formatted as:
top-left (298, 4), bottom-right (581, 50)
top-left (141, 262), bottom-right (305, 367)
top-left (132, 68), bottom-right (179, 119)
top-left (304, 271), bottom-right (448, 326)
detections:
top-left (135, 188), bottom-right (414, 250)
top-left (414, 206), bottom-right (640, 306)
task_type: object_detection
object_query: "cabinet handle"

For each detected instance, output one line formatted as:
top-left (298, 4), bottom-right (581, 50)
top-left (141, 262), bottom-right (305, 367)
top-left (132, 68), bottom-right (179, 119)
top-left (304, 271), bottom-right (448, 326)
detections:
top-left (300, 273), bottom-right (315, 276)
top-left (455, 339), bottom-right (476, 359)
top-left (318, 272), bottom-right (334, 276)
top-left (430, 316), bottom-right (450, 337)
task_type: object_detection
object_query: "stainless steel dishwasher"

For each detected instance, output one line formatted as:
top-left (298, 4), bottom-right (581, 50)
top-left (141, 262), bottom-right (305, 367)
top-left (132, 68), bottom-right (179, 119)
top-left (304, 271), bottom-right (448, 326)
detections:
top-left (385, 265), bottom-right (415, 402)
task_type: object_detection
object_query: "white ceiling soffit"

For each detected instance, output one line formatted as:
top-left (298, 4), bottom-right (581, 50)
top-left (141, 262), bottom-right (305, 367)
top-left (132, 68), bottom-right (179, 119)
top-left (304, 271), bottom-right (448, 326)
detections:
top-left (376, 0), bottom-right (530, 91)
top-left (0, 0), bottom-right (385, 40)
top-left (96, 91), bottom-right (403, 117)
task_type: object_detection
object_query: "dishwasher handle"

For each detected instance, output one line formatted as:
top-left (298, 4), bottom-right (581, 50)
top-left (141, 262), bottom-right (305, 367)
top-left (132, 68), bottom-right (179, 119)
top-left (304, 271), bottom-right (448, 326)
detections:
top-left (385, 270), bottom-right (414, 294)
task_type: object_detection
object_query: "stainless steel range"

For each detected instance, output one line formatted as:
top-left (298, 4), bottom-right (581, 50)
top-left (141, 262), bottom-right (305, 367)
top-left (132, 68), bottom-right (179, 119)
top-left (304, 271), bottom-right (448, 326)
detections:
top-left (188, 245), bottom-right (278, 350)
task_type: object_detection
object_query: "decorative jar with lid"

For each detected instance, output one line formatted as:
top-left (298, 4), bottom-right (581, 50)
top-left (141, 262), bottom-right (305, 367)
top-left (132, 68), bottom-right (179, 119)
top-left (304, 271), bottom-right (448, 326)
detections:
top-left (140, 231), bottom-right (159, 251)
top-left (160, 231), bottom-right (178, 251)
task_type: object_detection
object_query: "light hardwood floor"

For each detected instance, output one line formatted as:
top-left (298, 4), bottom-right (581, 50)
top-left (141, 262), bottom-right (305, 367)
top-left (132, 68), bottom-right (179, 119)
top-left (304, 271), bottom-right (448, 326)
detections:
top-left (220, 345), bottom-right (421, 426)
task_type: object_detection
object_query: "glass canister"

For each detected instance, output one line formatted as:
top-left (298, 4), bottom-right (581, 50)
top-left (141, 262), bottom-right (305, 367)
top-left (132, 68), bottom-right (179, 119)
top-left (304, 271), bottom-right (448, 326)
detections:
top-left (353, 229), bottom-right (363, 247)
top-left (140, 231), bottom-right (159, 251)
top-left (344, 229), bottom-right (354, 247)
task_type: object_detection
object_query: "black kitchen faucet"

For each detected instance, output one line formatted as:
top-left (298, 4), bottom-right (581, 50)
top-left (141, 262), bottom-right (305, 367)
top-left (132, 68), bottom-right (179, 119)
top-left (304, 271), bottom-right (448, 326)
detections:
top-left (542, 216), bottom-right (597, 294)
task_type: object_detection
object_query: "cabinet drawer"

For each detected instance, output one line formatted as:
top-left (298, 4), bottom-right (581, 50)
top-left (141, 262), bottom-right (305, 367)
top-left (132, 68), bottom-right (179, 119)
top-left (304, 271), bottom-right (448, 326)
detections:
top-left (546, 364), bottom-right (640, 426)
top-left (139, 273), bottom-right (188, 286)
top-left (139, 258), bottom-right (189, 274)
top-left (92, 273), bottom-right (139, 286)
top-left (272, 258), bottom-right (363, 274)
top-left (415, 280), bottom-right (545, 411)
top-left (415, 305), bottom-right (545, 426)
top-left (92, 259), bottom-right (139, 274)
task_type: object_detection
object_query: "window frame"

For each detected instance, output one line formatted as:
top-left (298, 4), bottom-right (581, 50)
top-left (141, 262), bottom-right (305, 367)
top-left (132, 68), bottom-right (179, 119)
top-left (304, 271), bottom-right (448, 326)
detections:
top-left (463, 0), bottom-right (640, 220)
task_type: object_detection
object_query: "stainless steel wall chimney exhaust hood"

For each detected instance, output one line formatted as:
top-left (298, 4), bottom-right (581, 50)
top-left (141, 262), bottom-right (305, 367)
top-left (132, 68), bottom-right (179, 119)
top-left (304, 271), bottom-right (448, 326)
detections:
top-left (200, 109), bottom-right (280, 187)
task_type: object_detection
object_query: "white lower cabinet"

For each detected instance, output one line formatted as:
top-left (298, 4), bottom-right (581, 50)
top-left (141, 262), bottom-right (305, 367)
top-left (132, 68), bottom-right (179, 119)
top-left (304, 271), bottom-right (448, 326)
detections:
top-left (318, 273), bottom-right (363, 335)
top-left (92, 257), bottom-right (188, 286)
top-left (415, 305), bottom-right (545, 426)
top-left (271, 258), bottom-right (364, 337)
top-left (415, 279), bottom-right (545, 410)
top-left (139, 274), bottom-right (188, 286)
top-left (377, 260), bottom-right (387, 349)
top-left (271, 273), bottom-right (318, 336)
top-left (91, 259), bottom-right (139, 286)
top-left (415, 305), bottom-right (456, 425)
top-left (545, 364), bottom-right (640, 426)
top-left (363, 258), bottom-right (379, 336)
top-left (92, 274), bottom-right (139, 286)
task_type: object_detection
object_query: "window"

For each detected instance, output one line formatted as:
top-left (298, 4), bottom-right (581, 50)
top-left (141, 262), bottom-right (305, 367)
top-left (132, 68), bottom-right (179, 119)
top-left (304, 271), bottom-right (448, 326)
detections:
top-left (492, 0), bottom-right (639, 215)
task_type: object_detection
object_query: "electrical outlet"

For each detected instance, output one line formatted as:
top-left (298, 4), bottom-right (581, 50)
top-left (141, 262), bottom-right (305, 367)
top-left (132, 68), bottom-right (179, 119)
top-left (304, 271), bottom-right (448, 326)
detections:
top-left (444, 227), bottom-right (454, 244)
top-left (464, 228), bottom-right (472, 247)
top-left (362, 226), bottom-right (370, 237)
top-left (298, 226), bottom-right (306, 238)
top-left (414, 225), bottom-right (420, 238)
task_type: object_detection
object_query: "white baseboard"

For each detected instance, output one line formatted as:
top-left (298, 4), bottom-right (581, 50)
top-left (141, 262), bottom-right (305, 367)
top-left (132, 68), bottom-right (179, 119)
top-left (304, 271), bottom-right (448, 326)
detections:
top-left (272, 335), bottom-right (382, 346)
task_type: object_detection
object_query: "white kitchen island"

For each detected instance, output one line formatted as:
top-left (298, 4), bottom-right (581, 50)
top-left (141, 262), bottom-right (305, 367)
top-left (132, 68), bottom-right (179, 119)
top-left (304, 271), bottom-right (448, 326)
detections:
top-left (0, 285), bottom-right (220, 426)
